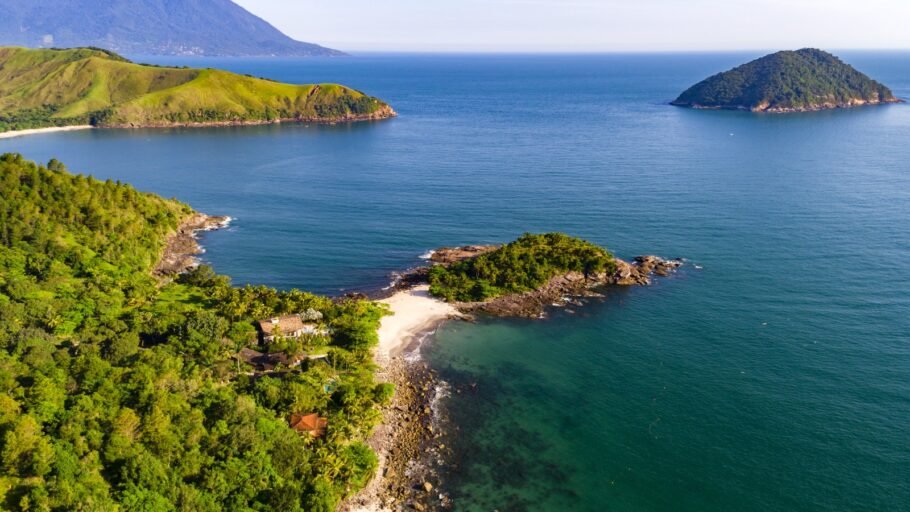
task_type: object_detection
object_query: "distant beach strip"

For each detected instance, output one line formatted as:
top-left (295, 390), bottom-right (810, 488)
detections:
top-left (0, 125), bottom-right (94, 139)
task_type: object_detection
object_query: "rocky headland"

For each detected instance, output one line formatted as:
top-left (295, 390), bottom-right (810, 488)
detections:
top-left (153, 213), bottom-right (231, 277)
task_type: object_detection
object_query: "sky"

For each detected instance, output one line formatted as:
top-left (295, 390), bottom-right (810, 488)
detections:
top-left (233, 0), bottom-right (910, 53)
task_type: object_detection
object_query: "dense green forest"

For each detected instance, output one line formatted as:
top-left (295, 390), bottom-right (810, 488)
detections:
top-left (671, 48), bottom-right (898, 111)
top-left (0, 154), bottom-right (390, 511)
top-left (0, 47), bottom-right (394, 133)
top-left (428, 233), bottom-right (617, 302)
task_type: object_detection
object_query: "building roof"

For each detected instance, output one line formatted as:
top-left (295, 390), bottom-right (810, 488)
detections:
top-left (257, 315), bottom-right (309, 336)
top-left (289, 413), bottom-right (328, 437)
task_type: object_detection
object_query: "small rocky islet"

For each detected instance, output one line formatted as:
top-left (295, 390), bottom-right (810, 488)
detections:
top-left (671, 48), bottom-right (901, 113)
top-left (392, 237), bottom-right (683, 319)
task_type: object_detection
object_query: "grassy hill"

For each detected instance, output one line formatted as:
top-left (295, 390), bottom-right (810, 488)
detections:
top-left (671, 49), bottom-right (900, 113)
top-left (0, 153), bottom-right (389, 510)
top-left (0, 47), bottom-right (394, 132)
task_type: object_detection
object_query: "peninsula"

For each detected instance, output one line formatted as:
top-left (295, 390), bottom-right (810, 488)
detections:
top-left (0, 153), bottom-right (392, 510)
top-left (0, 47), bottom-right (395, 133)
top-left (671, 48), bottom-right (900, 113)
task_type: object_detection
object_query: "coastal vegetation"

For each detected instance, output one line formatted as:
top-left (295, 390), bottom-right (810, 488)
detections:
top-left (428, 233), bottom-right (617, 302)
top-left (0, 47), bottom-right (394, 133)
top-left (0, 154), bottom-right (389, 510)
top-left (671, 48), bottom-right (899, 112)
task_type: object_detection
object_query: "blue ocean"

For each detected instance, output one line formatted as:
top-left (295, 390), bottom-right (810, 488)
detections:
top-left (3, 52), bottom-right (908, 511)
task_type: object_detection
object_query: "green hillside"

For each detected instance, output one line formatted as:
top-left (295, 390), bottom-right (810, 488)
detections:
top-left (0, 154), bottom-right (390, 510)
top-left (0, 47), bottom-right (394, 132)
top-left (671, 49), bottom-right (900, 112)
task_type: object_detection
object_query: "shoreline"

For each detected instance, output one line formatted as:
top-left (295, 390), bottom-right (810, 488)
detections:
top-left (0, 125), bottom-right (94, 139)
top-left (153, 213), bottom-right (232, 278)
top-left (375, 285), bottom-right (464, 359)
top-left (672, 97), bottom-right (903, 113)
top-left (102, 106), bottom-right (398, 129)
top-left (0, 108), bottom-right (396, 140)
top-left (343, 251), bottom-right (685, 510)
top-left (342, 285), bottom-right (464, 512)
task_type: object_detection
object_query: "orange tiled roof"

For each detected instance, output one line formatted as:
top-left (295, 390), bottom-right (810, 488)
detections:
top-left (289, 413), bottom-right (328, 437)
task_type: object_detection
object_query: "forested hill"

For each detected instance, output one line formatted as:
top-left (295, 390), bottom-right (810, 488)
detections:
top-left (671, 49), bottom-right (900, 113)
top-left (0, 153), bottom-right (390, 510)
top-left (0, 0), bottom-right (342, 57)
top-left (0, 47), bottom-right (395, 133)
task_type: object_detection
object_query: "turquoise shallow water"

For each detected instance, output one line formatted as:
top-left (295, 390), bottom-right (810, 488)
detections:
top-left (2, 52), bottom-right (909, 511)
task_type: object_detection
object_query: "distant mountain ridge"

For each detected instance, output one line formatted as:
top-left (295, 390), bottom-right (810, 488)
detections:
top-left (0, 0), bottom-right (344, 57)
top-left (672, 49), bottom-right (900, 113)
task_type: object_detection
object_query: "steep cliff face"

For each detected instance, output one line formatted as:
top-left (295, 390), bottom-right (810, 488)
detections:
top-left (672, 49), bottom-right (900, 113)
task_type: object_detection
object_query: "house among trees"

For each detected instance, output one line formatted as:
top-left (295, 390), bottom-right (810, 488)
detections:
top-left (257, 313), bottom-right (326, 343)
top-left (289, 413), bottom-right (328, 438)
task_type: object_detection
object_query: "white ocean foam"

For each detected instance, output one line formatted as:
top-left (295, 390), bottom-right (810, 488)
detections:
top-left (419, 249), bottom-right (436, 260)
top-left (382, 272), bottom-right (403, 291)
top-left (199, 216), bottom-right (234, 232)
top-left (430, 380), bottom-right (452, 418)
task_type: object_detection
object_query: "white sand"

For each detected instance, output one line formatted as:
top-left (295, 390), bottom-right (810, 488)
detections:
top-left (376, 284), bottom-right (460, 358)
top-left (0, 125), bottom-right (93, 139)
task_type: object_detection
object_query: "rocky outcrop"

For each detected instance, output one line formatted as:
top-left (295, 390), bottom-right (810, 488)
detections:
top-left (429, 245), bottom-right (500, 265)
top-left (610, 255), bottom-right (682, 285)
top-left (457, 255), bottom-right (683, 318)
top-left (153, 213), bottom-right (230, 277)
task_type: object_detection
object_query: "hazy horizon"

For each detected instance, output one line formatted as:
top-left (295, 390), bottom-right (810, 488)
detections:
top-left (234, 0), bottom-right (910, 53)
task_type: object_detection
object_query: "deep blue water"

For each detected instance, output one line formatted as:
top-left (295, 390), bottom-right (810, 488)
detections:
top-left (2, 52), bottom-right (909, 511)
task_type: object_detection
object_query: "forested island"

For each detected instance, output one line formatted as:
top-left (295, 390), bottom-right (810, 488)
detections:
top-left (671, 48), bottom-right (900, 113)
top-left (0, 47), bottom-right (395, 133)
top-left (0, 154), bottom-right (392, 510)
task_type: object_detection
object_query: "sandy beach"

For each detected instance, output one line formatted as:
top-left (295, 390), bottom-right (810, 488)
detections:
top-left (376, 285), bottom-right (460, 358)
top-left (0, 125), bottom-right (94, 139)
